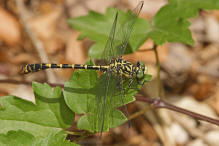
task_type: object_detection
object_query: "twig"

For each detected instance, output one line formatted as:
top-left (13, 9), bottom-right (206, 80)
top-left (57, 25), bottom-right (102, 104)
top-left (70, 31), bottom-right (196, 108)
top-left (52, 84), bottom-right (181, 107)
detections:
top-left (135, 96), bottom-right (219, 126)
top-left (15, 0), bottom-right (56, 83)
top-left (1, 79), bottom-right (219, 126)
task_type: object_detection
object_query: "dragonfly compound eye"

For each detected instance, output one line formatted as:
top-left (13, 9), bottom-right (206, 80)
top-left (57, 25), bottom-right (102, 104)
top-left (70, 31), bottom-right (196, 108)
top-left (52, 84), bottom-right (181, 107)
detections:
top-left (137, 69), bottom-right (144, 79)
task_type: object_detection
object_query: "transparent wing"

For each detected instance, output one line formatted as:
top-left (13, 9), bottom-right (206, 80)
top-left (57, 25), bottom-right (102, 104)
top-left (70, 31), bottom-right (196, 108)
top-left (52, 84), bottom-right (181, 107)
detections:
top-left (92, 1), bottom-right (144, 136)
top-left (117, 75), bottom-right (131, 127)
top-left (101, 1), bottom-right (143, 61)
top-left (101, 12), bottom-right (118, 63)
top-left (116, 1), bottom-right (144, 58)
top-left (91, 72), bottom-right (128, 134)
top-left (93, 71), bottom-right (115, 134)
top-left (94, 12), bottom-right (119, 135)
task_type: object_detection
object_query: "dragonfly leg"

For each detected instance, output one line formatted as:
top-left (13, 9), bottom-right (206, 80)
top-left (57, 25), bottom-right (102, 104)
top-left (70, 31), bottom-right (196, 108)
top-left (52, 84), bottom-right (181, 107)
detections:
top-left (128, 79), bottom-right (134, 88)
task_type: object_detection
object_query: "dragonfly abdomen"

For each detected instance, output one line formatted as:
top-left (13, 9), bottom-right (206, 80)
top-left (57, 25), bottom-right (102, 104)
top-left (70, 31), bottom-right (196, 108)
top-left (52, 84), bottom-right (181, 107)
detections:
top-left (22, 63), bottom-right (108, 74)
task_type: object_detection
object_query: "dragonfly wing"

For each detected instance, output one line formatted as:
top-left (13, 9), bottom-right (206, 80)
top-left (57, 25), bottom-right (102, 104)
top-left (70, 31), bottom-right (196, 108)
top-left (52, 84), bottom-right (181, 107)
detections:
top-left (117, 75), bottom-right (131, 126)
top-left (116, 1), bottom-right (144, 58)
top-left (94, 71), bottom-right (115, 134)
top-left (101, 12), bottom-right (118, 63)
top-left (94, 71), bottom-right (127, 134)
top-left (92, 1), bottom-right (144, 136)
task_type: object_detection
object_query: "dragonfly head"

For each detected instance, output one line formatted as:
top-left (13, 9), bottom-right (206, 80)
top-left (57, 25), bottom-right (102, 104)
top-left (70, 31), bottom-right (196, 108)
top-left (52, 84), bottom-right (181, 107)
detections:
top-left (136, 61), bottom-right (147, 84)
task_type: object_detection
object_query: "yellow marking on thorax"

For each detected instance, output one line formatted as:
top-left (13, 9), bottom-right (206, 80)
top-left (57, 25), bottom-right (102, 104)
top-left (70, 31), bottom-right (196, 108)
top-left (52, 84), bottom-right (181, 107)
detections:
top-left (84, 65), bottom-right (87, 69)
top-left (60, 64), bottom-right (63, 68)
top-left (72, 64), bottom-right (74, 68)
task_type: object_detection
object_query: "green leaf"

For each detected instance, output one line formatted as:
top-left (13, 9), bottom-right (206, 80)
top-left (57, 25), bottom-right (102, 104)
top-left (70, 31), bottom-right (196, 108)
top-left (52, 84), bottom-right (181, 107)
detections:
top-left (149, 0), bottom-right (219, 45)
top-left (0, 130), bottom-right (35, 146)
top-left (0, 130), bottom-right (79, 146)
top-left (68, 0), bottom-right (219, 56)
top-left (32, 82), bottom-right (75, 128)
top-left (77, 110), bottom-right (126, 131)
top-left (35, 131), bottom-right (79, 146)
top-left (64, 70), bottom-right (98, 114)
top-left (68, 8), bottom-right (150, 59)
top-left (0, 83), bottom-right (74, 138)
top-left (63, 70), bottom-right (140, 133)
top-left (144, 74), bottom-right (152, 82)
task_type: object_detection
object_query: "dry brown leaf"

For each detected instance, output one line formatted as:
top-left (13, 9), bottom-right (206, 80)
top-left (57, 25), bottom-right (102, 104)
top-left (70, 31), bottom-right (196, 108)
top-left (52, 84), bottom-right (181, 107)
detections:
top-left (37, 1), bottom-right (54, 14)
top-left (29, 8), bottom-right (62, 54)
top-left (65, 31), bottom-right (87, 64)
top-left (194, 81), bottom-right (214, 100)
top-left (65, 0), bottom-right (88, 17)
top-left (86, 0), bottom-right (116, 13)
top-left (0, 63), bottom-right (10, 74)
top-left (197, 44), bottom-right (219, 63)
top-left (207, 10), bottom-right (219, 22)
top-left (29, 9), bottom-right (61, 39)
top-left (204, 15), bottom-right (219, 43)
top-left (123, 39), bottom-right (168, 64)
top-left (187, 75), bottom-right (215, 101)
top-left (0, 8), bottom-right (21, 45)
top-left (43, 37), bottom-right (64, 54)
top-left (11, 53), bottom-right (38, 64)
top-left (207, 87), bottom-right (219, 115)
top-left (0, 48), bottom-right (9, 62)
top-left (127, 0), bottom-right (168, 18)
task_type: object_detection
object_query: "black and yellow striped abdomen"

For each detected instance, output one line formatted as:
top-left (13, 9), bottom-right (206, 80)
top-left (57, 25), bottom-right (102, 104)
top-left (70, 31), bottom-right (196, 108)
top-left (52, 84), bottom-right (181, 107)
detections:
top-left (23, 63), bottom-right (108, 74)
top-left (21, 59), bottom-right (147, 80)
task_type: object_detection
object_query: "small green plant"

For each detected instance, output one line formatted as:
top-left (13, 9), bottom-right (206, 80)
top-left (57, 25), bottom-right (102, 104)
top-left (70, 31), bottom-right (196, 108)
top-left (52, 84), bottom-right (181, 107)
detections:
top-left (1, 0), bottom-right (219, 145)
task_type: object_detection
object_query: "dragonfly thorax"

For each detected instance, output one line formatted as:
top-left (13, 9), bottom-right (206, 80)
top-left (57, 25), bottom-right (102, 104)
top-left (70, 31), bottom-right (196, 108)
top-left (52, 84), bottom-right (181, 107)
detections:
top-left (108, 59), bottom-right (147, 80)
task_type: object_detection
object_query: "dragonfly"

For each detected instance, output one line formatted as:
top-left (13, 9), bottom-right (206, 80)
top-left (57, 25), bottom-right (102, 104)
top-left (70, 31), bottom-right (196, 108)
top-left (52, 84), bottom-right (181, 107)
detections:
top-left (22, 1), bottom-right (147, 137)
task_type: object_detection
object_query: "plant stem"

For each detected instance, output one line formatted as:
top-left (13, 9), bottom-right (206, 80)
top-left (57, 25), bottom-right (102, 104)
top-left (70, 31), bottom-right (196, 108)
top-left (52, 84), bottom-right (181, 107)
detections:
top-left (153, 44), bottom-right (161, 97)
top-left (135, 96), bottom-right (219, 126)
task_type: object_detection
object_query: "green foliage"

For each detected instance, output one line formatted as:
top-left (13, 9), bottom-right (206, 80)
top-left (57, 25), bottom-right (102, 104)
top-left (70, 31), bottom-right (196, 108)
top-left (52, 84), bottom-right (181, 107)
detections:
top-left (63, 70), bottom-right (152, 132)
top-left (0, 83), bottom-right (75, 144)
top-left (0, 73), bottom-right (151, 145)
top-left (0, 130), bottom-right (78, 146)
top-left (68, 0), bottom-right (219, 59)
top-left (32, 82), bottom-right (75, 128)
top-left (34, 131), bottom-right (78, 146)
top-left (149, 0), bottom-right (219, 45)
top-left (64, 70), bottom-right (98, 114)
top-left (68, 8), bottom-right (150, 59)
top-left (0, 130), bottom-right (35, 146)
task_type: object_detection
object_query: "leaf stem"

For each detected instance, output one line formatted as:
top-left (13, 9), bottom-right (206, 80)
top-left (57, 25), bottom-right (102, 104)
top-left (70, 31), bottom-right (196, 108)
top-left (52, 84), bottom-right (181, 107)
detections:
top-left (153, 44), bottom-right (161, 97)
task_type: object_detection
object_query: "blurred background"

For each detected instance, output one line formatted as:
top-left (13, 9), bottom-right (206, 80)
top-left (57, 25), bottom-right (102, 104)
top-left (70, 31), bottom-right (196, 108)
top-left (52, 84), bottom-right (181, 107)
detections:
top-left (0, 0), bottom-right (219, 145)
